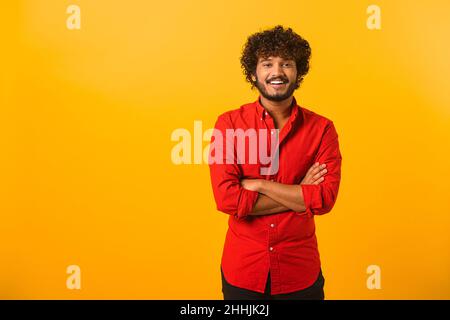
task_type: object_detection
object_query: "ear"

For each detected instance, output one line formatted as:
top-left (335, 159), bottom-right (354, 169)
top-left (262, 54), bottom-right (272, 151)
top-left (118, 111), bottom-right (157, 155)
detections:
top-left (251, 74), bottom-right (256, 82)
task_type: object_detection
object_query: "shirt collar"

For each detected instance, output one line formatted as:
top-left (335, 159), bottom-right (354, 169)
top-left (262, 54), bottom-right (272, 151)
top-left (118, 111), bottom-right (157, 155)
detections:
top-left (255, 95), bottom-right (300, 122)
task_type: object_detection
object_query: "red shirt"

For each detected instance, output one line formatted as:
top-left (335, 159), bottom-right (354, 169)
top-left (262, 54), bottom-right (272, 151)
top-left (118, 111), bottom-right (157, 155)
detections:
top-left (208, 95), bottom-right (342, 294)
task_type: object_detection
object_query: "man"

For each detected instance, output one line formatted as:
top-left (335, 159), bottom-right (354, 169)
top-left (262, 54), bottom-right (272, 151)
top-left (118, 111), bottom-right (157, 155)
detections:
top-left (208, 25), bottom-right (342, 300)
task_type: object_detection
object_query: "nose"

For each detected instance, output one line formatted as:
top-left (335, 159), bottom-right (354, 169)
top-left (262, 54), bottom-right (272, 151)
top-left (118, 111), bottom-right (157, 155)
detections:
top-left (271, 63), bottom-right (285, 78)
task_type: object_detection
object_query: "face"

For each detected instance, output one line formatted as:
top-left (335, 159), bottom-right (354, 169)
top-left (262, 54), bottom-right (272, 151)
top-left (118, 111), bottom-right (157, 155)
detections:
top-left (252, 56), bottom-right (298, 102)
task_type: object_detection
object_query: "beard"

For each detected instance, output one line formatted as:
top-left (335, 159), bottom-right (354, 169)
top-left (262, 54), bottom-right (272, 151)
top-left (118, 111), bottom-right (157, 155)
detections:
top-left (254, 75), bottom-right (298, 102)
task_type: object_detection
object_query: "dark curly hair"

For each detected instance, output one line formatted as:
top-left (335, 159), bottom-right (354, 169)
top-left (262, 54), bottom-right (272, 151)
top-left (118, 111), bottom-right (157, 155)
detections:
top-left (240, 25), bottom-right (311, 90)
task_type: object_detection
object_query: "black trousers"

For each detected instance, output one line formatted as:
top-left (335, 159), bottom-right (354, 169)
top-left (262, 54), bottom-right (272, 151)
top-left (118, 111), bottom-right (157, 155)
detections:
top-left (221, 267), bottom-right (325, 300)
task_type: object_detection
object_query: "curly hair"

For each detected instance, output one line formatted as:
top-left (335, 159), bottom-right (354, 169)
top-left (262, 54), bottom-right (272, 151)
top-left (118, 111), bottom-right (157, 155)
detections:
top-left (240, 25), bottom-right (311, 90)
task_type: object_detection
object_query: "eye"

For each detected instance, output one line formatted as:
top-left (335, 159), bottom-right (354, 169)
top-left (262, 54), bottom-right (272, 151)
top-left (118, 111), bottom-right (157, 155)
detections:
top-left (263, 63), bottom-right (272, 67)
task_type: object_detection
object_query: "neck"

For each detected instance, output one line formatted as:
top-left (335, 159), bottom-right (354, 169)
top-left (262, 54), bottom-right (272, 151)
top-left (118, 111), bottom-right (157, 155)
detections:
top-left (259, 95), bottom-right (294, 120)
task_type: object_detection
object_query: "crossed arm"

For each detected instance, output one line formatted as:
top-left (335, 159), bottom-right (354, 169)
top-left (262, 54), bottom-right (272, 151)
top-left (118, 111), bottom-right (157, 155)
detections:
top-left (241, 162), bottom-right (328, 216)
top-left (209, 114), bottom-right (342, 219)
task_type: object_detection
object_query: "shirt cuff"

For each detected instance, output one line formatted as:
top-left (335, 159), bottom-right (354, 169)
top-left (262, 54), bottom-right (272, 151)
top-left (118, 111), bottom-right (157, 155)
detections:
top-left (236, 188), bottom-right (259, 219)
top-left (301, 184), bottom-right (322, 213)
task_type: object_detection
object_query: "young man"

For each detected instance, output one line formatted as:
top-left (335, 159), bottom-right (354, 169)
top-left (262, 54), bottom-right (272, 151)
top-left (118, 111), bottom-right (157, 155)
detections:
top-left (209, 25), bottom-right (342, 300)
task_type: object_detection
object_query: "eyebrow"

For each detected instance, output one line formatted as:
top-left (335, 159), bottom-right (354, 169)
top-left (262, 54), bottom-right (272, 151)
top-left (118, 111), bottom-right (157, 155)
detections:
top-left (259, 58), bottom-right (294, 63)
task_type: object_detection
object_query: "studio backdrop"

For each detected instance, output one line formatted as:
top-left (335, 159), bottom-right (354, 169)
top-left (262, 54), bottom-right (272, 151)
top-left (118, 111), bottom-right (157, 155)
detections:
top-left (1, 0), bottom-right (449, 299)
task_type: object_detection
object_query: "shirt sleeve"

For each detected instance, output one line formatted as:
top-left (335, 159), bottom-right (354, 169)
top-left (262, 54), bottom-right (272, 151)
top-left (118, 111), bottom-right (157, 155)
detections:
top-left (208, 113), bottom-right (259, 220)
top-left (301, 120), bottom-right (342, 215)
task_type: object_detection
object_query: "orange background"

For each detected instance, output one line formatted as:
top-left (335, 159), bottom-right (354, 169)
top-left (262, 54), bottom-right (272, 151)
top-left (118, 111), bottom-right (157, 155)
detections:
top-left (1, 0), bottom-right (449, 299)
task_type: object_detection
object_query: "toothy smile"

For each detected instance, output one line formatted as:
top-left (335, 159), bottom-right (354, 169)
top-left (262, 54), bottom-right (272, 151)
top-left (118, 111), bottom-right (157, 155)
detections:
top-left (269, 80), bottom-right (286, 84)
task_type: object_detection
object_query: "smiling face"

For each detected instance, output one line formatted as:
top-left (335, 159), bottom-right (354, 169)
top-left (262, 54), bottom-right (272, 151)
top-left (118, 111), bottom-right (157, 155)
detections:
top-left (252, 56), bottom-right (298, 102)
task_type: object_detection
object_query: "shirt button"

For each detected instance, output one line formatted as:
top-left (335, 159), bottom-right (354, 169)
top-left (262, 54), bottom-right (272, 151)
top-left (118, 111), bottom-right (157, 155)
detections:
top-left (270, 223), bottom-right (275, 228)
top-left (265, 111), bottom-right (268, 116)
top-left (269, 247), bottom-right (274, 252)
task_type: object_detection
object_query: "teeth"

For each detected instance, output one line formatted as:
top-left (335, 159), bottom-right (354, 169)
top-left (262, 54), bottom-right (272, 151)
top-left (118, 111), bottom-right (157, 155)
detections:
top-left (270, 81), bottom-right (284, 84)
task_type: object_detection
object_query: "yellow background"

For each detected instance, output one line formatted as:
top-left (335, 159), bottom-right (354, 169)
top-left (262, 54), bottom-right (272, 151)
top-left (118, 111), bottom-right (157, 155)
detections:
top-left (1, 0), bottom-right (449, 299)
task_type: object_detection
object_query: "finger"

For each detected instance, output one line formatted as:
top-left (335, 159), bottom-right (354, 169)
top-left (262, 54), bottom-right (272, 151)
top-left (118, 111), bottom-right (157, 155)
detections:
top-left (312, 168), bottom-right (327, 180)
top-left (306, 162), bottom-right (320, 175)
top-left (312, 176), bottom-right (324, 185)
top-left (308, 163), bottom-right (326, 179)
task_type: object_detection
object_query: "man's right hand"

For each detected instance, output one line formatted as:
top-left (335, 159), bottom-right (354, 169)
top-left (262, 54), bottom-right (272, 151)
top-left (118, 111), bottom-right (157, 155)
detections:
top-left (301, 162), bottom-right (327, 185)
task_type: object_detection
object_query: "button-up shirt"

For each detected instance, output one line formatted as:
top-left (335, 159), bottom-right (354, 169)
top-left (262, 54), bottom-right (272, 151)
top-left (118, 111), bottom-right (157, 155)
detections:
top-left (208, 95), bottom-right (342, 294)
